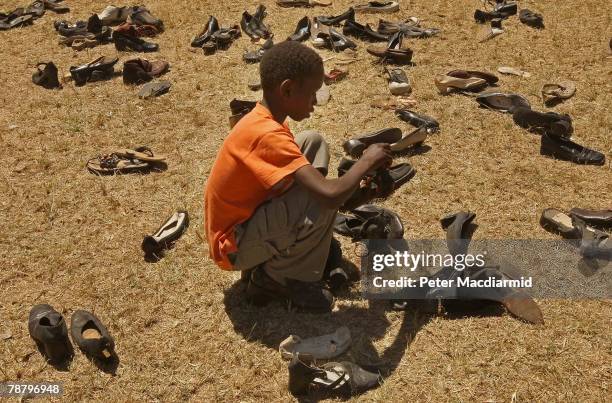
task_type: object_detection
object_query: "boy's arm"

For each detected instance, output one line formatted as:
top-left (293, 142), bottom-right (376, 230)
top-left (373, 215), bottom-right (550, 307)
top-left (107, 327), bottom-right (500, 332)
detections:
top-left (294, 143), bottom-right (392, 210)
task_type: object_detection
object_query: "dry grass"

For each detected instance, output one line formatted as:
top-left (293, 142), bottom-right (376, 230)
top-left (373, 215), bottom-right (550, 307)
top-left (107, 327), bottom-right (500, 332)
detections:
top-left (0, 0), bottom-right (611, 401)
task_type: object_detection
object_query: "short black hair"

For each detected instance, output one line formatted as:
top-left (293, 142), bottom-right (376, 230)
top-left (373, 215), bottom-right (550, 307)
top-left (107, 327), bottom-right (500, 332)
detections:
top-left (260, 41), bottom-right (324, 92)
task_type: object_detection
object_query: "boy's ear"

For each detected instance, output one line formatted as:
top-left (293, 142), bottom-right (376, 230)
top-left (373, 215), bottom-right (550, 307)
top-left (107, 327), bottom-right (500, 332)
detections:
top-left (279, 79), bottom-right (293, 98)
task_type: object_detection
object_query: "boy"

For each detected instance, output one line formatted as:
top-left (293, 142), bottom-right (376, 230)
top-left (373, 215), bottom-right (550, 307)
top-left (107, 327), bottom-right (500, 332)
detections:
top-left (205, 41), bottom-right (391, 312)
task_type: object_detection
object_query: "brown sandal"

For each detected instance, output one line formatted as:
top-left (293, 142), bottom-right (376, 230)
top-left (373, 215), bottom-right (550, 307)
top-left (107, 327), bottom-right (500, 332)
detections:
top-left (86, 146), bottom-right (165, 175)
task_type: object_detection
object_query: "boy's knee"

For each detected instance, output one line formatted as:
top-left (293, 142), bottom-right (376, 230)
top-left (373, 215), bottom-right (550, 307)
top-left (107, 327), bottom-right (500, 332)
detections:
top-left (297, 130), bottom-right (327, 149)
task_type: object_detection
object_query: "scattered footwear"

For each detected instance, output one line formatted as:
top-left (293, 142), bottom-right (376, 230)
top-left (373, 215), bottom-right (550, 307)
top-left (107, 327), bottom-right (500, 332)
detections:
top-left (474, 1), bottom-right (517, 23)
top-left (288, 16), bottom-right (310, 41)
top-left (97, 5), bottom-right (130, 26)
top-left (28, 304), bottom-right (72, 365)
top-left (334, 204), bottom-right (404, 240)
top-left (142, 210), bottom-right (189, 257)
top-left (540, 134), bottom-right (605, 166)
top-left (123, 58), bottom-right (169, 85)
top-left (244, 36), bottom-right (274, 63)
top-left (191, 16), bottom-right (219, 47)
top-left (435, 70), bottom-right (497, 94)
top-left (69, 56), bottom-right (118, 86)
top-left (127, 5), bottom-right (164, 31)
top-left (70, 310), bottom-right (115, 360)
top-left (512, 107), bottom-right (573, 137)
top-left (138, 81), bottom-right (171, 99)
top-left (113, 31), bottom-right (159, 52)
top-left (541, 81), bottom-right (576, 106)
top-left (354, 1), bottom-right (399, 13)
top-left (342, 128), bottom-right (402, 157)
top-left (206, 25), bottom-right (241, 53)
top-left (479, 21), bottom-right (504, 43)
top-left (32, 62), bottom-right (61, 89)
top-left (115, 21), bottom-right (159, 38)
top-left (343, 19), bottom-right (389, 41)
top-left (241, 4), bottom-right (272, 41)
top-left (367, 32), bottom-right (413, 64)
top-left (247, 266), bottom-right (334, 313)
top-left (386, 67), bottom-right (411, 95)
top-left (569, 208), bottom-right (612, 229)
top-left (498, 66), bottom-right (531, 78)
top-left (314, 28), bottom-right (357, 51)
top-left (475, 92), bottom-right (531, 113)
top-left (574, 217), bottom-right (611, 259)
top-left (377, 17), bottom-right (420, 35)
top-left (519, 9), bottom-right (544, 29)
top-left (288, 353), bottom-right (382, 396)
top-left (280, 327), bottom-right (351, 360)
top-left (86, 146), bottom-right (166, 175)
top-left (395, 109), bottom-right (440, 133)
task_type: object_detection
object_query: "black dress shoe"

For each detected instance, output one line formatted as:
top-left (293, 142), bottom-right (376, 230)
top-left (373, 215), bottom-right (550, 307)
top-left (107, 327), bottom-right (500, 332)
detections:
top-left (28, 304), bottom-right (72, 364)
top-left (512, 107), bottom-right (573, 137)
top-left (395, 109), bottom-right (439, 133)
top-left (244, 36), bottom-right (274, 63)
top-left (342, 19), bottom-right (388, 41)
top-left (288, 16), bottom-right (310, 41)
top-left (70, 310), bottom-right (115, 360)
top-left (317, 7), bottom-right (355, 26)
top-left (540, 134), bottom-right (605, 166)
top-left (191, 15), bottom-right (219, 47)
top-left (32, 62), bottom-right (62, 89)
top-left (252, 4), bottom-right (272, 38)
top-left (69, 56), bottom-right (118, 86)
top-left (328, 28), bottom-right (356, 51)
top-left (519, 9), bottom-right (544, 29)
top-left (113, 31), bottom-right (158, 52)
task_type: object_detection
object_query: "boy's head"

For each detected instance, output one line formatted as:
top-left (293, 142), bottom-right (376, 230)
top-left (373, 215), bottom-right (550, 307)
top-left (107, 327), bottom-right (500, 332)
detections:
top-left (260, 41), bottom-right (324, 121)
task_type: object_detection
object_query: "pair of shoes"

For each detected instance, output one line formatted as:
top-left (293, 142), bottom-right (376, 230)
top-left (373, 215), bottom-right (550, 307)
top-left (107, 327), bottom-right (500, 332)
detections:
top-left (98, 5), bottom-right (163, 30)
top-left (474, 1), bottom-right (517, 23)
top-left (312, 26), bottom-right (357, 51)
top-left (192, 16), bottom-right (241, 54)
top-left (343, 19), bottom-right (389, 41)
top-left (246, 266), bottom-right (334, 312)
top-left (69, 56), bottom-right (118, 86)
top-left (241, 4), bottom-right (272, 41)
top-left (288, 353), bottom-right (382, 396)
top-left (367, 31), bottom-right (413, 64)
top-left (86, 146), bottom-right (166, 175)
top-left (113, 30), bottom-right (159, 52)
top-left (29, 305), bottom-right (114, 365)
top-left (334, 205), bottom-right (404, 240)
top-left (123, 58), bottom-right (169, 85)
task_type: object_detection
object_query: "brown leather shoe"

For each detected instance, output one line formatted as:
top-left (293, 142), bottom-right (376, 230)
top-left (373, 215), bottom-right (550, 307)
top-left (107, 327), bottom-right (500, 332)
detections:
top-left (569, 208), bottom-right (612, 228)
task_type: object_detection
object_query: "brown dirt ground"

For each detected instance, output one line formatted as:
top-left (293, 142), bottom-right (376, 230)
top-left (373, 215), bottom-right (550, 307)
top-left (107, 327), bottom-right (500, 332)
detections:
top-left (0, 0), bottom-right (611, 401)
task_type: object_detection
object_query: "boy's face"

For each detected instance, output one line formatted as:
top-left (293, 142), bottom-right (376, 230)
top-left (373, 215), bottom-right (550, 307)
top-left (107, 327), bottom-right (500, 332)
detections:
top-left (280, 73), bottom-right (324, 121)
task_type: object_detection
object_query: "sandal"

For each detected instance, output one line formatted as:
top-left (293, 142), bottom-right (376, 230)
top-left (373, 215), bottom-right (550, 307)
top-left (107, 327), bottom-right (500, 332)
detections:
top-left (334, 204), bottom-right (404, 240)
top-left (86, 146), bottom-right (165, 175)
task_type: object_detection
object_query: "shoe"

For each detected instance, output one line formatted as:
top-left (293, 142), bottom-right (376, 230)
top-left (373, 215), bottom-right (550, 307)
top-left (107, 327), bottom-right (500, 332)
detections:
top-left (440, 211), bottom-right (476, 257)
top-left (97, 5), bottom-right (130, 26)
top-left (288, 16), bottom-right (310, 41)
top-left (191, 16), bottom-right (219, 47)
top-left (123, 58), bottom-right (169, 85)
top-left (512, 107), bottom-right (573, 137)
top-left (24, 1), bottom-right (45, 18)
top-left (32, 62), bottom-right (62, 89)
top-left (311, 17), bottom-right (331, 47)
top-left (41, 0), bottom-right (69, 14)
top-left (366, 32), bottom-right (413, 64)
top-left (70, 56), bottom-right (118, 86)
top-left (377, 17), bottom-right (420, 35)
top-left (334, 204), bottom-right (404, 240)
top-left (229, 99), bottom-right (257, 128)
top-left (142, 211), bottom-right (189, 256)
top-left (86, 146), bottom-right (166, 175)
top-left (447, 69), bottom-right (498, 85)
top-left (288, 354), bottom-right (381, 396)
top-left (390, 126), bottom-right (428, 151)
top-left (323, 238), bottom-right (349, 290)
top-left (540, 134), bottom-right (605, 166)
top-left (494, 1), bottom-right (518, 16)
top-left (246, 267), bottom-right (334, 313)
top-left (569, 208), bottom-right (612, 228)
top-left (542, 81), bottom-right (576, 106)
top-left (434, 74), bottom-right (487, 94)
top-left (343, 19), bottom-right (389, 41)
top-left (243, 36), bottom-right (274, 63)
top-left (252, 4), bottom-right (272, 39)
top-left (115, 22), bottom-right (159, 38)
top-left (479, 24), bottom-right (504, 42)
top-left (386, 67), bottom-right (411, 95)
top-left (395, 109), bottom-right (439, 133)
top-left (54, 19), bottom-right (87, 36)
top-left (277, 0), bottom-right (332, 7)
top-left (70, 310), bottom-right (115, 360)
top-left (540, 208), bottom-right (580, 238)
top-left (573, 217), bottom-right (612, 259)
top-left (497, 66), bottom-right (531, 78)
top-left (127, 6), bottom-right (164, 31)
top-left (354, 1), bottom-right (399, 13)
top-left (519, 8), bottom-right (544, 29)
top-left (113, 31), bottom-right (159, 52)
top-left (342, 127), bottom-right (402, 157)
top-left (316, 7), bottom-right (355, 26)
top-left (475, 92), bottom-right (531, 113)
top-left (28, 304), bottom-right (72, 364)
top-left (280, 327), bottom-right (351, 360)
top-left (316, 28), bottom-right (357, 51)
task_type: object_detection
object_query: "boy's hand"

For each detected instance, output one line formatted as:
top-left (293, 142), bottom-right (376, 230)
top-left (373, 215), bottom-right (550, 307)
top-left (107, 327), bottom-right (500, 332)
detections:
top-left (361, 143), bottom-right (393, 171)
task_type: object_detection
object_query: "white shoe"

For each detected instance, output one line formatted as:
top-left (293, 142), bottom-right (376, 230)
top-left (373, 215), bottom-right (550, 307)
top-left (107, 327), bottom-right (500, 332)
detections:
top-left (280, 327), bottom-right (351, 360)
top-left (390, 126), bottom-right (428, 152)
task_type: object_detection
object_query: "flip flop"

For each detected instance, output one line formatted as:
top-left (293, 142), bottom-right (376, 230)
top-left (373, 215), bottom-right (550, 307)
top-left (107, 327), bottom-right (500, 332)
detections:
top-left (541, 81), bottom-right (576, 105)
top-left (280, 327), bottom-right (351, 360)
top-left (138, 81), bottom-right (171, 99)
top-left (334, 204), bottom-right (404, 240)
top-left (142, 210), bottom-right (189, 256)
top-left (475, 92), bottom-right (531, 113)
top-left (86, 146), bottom-right (165, 175)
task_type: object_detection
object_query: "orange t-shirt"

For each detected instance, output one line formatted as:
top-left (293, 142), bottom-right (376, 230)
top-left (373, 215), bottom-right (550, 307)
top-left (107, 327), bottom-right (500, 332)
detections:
top-left (204, 103), bottom-right (310, 269)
